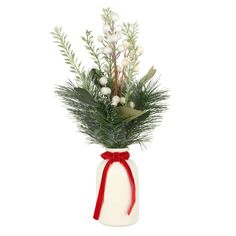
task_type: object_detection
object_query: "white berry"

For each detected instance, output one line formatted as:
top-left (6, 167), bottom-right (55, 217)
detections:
top-left (99, 47), bottom-right (104, 54)
top-left (103, 47), bottom-right (112, 54)
top-left (99, 77), bottom-right (107, 86)
top-left (103, 24), bottom-right (110, 33)
top-left (121, 58), bottom-right (130, 67)
top-left (120, 97), bottom-right (126, 104)
top-left (101, 87), bottom-right (111, 95)
top-left (122, 40), bottom-right (130, 48)
top-left (129, 101), bottom-right (135, 108)
top-left (112, 96), bottom-right (120, 104)
top-left (97, 35), bottom-right (104, 42)
top-left (107, 34), bottom-right (119, 43)
top-left (137, 46), bottom-right (144, 54)
top-left (117, 45), bottom-right (125, 52)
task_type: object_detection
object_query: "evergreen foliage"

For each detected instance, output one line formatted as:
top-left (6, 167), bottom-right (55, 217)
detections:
top-left (52, 8), bottom-right (169, 148)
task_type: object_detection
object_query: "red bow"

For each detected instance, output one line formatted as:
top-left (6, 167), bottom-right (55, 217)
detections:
top-left (93, 151), bottom-right (136, 220)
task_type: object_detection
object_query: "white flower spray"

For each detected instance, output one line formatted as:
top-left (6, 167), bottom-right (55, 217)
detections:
top-left (96, 8), bottom-right (144, 108)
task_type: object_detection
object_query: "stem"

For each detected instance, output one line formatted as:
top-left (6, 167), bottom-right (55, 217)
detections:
top-left (120, 67), bottom-right (125, 95)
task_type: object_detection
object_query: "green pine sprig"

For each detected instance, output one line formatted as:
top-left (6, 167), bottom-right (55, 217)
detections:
top-left (123, 22), bottom-right (140, 81)
top-left (54, 69), bottom-right (168, 148)
top-left (51, 27), bottom-right (85, 84)
top-left (101, 8), bottom-right (113, 28)
top-left (82, 30), bottom-right (102, 71)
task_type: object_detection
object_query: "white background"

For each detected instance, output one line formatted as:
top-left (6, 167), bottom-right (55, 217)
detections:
top-left (0, 0), bottom-right (236, 235)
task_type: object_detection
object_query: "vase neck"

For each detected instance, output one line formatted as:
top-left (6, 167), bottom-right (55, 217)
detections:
top-left (105, 147), bottom-right (129, 153)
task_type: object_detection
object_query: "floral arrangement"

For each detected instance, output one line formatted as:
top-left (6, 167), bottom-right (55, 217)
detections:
top-left (51, 8), bottom-right (169, 148)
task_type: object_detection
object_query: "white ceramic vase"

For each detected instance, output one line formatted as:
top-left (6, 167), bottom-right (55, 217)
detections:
top-left (95, 148), bottom-right (139, 226)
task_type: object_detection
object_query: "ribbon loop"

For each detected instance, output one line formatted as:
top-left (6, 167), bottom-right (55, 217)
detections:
top-left (93, 151), bottom-right (136, 220)
top-left (112, 152), bottom-right (120, 162)
top-left (101, 151), bottom-right (130, 161)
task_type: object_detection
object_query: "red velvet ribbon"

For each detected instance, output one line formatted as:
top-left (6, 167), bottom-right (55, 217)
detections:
top-left (93, 151), bottom-right (136, 220)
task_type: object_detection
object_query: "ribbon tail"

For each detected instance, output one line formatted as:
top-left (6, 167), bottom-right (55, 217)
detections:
top-left (93, 160), bottom-right (113, 220)
top-left (121, 160), bottom-right (136, 215)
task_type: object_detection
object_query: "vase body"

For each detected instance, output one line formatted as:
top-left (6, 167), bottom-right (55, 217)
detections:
top-left (96, 148), bottom-right (139, 226)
